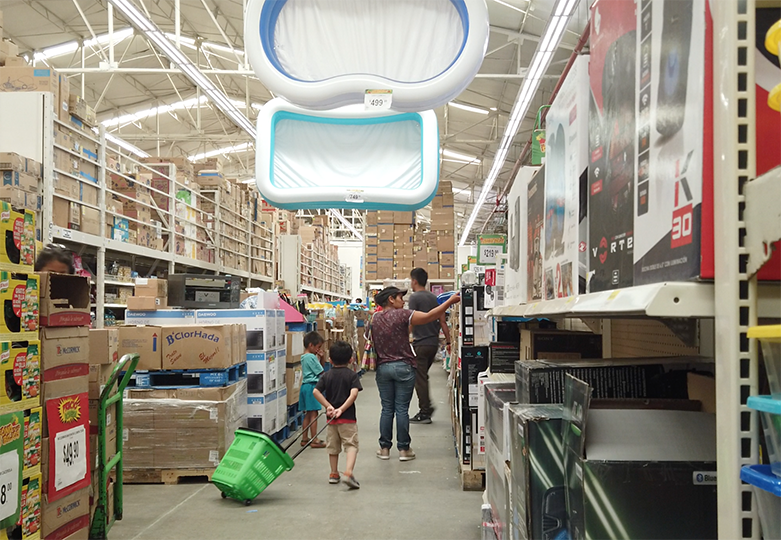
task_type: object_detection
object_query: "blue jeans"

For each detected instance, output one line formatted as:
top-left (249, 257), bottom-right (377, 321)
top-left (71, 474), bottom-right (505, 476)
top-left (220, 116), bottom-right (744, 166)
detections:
top-left (376, 361), bottom-right (416, 450)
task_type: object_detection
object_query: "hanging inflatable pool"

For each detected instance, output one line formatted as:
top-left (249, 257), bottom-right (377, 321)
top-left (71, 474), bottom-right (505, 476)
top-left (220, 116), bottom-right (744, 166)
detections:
top-left (255, 98), bottom-right (440, 210)
top-left (244, 0), bottom-right (489, 111)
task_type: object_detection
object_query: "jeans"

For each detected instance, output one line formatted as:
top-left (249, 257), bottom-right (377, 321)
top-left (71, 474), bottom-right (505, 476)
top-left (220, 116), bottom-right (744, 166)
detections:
top-left (413, 345), bottom-right (439, 416)
top-left (376, 361), bottom-right (416, 450)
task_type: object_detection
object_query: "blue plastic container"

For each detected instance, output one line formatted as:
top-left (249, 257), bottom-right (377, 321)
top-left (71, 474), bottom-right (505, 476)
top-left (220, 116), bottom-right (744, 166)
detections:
top-left (741, 465), bottom-right (781, 539)
top-left (748, 396), bottom-right (781, 478)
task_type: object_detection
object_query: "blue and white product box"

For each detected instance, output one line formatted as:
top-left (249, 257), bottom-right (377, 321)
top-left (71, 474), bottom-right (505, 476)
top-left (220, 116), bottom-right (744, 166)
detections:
top-left (247, 351), bottom-right (276, 395)
top-left (125, 309), bottom-right (196, 326)
top-left (196, 309), bottom-right (272, 351)
top-left (248, 391), bottom-right (277, 434)
top-left (266, 309), bottom-right (277, 348)
top-left (276, 309), bottom-right (286, 348)
top-left (276, 349), bottom-right (287, 391)
top-left (277, 387), bottom-right (288, 429)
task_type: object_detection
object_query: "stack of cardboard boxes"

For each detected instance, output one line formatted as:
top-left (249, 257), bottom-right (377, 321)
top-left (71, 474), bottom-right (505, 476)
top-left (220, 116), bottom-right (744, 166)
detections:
top-left (125, 278), bottom-right (168, 311)
top-left (285, 332), bottom-right (304, 408)
top-left (430, 181), bottom-right (456, 280)
top-left (0, 211), bottom-right (42, 540)
top-left (0, 152), bottom-right (41, 213)
top-left (38, 272), bottom-right (93, 540)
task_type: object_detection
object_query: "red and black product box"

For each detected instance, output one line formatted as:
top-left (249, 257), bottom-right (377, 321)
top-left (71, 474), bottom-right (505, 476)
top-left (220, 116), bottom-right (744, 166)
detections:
top-left (588, 0), bottom-right (637, 292)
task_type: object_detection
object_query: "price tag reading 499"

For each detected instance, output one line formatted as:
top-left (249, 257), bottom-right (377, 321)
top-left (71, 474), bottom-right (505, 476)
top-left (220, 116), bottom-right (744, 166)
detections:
top-left (364, 89), bottom-right (392, 110)
top-left (54, 424), bottom-right (87, 491)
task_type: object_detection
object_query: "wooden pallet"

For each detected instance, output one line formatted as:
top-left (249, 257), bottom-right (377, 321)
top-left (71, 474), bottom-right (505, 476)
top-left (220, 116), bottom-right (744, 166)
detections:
top-left (459, 461), bottom-right (485, 491)
top-left (124, 468), bottom-right (216, 485)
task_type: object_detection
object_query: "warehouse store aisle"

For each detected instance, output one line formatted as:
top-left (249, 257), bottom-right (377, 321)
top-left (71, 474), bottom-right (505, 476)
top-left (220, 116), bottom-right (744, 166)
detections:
top-left (113, 366), bottom-right (482, 540)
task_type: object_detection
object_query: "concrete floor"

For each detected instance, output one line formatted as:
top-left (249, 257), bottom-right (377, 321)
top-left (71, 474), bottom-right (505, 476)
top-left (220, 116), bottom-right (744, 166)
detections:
top-left (113, 365), bottom-right (483, 540)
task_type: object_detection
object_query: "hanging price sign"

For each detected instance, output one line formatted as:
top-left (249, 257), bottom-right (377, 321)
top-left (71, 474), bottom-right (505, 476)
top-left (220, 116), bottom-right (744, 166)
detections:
top-left (364, 89), bottom-right (393, 110)
top-left (54, 424), bottom-right (86, 491)
top-left (477, 234), bottom-right (507, 265)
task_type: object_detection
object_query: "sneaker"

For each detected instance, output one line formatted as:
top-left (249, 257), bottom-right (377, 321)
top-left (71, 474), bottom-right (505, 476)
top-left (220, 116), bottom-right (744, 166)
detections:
top-left (410, 413), bottom-right (432, 424)
top-left (343, 475), bottom-right (360, 489)
top-left (329, 473), bottom-right (340, 484)
top-left (399, 449), bottom-right (416, 461)
top-left (376, 448), bottom-right (390, 460)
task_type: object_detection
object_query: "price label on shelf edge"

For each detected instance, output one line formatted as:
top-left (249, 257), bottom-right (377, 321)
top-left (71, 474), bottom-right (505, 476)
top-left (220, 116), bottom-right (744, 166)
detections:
top-left (0, 450), bottom-right (19, 523)
top-left (54, 424), bottom-right (87, 492)
top-left (364, 89), bottom-right (392, 110)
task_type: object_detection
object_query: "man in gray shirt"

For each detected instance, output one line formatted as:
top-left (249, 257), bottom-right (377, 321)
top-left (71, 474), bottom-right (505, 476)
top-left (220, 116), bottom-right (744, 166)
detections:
top-left (408, 268), bottom-right (451, 423)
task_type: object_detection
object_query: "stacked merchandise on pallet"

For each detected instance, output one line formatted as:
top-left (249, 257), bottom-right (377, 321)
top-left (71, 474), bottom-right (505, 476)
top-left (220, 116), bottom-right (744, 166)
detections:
top-left (125, 277), bottom-right (168, 312)
top-left (0, 152), bottom-right (41, 214)
top-left (430, 181), bottom-right (456, 280)
top-left (38, 272), bottom-right (93, 540)
top-left (285, 332), bottom-right (304, 408)
top-left (0, 206), bottom-right (43, 540)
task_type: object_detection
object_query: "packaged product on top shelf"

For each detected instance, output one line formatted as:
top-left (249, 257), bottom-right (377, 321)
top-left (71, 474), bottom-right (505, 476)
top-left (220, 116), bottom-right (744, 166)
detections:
top-left (1, 341), bottom-right (40, 405)
top-left (526, 167), bottom-right (546, 301)
top-left (0, 273), bottom-right (38, 336)
top-left (0, 199), bottom-right (35, 268)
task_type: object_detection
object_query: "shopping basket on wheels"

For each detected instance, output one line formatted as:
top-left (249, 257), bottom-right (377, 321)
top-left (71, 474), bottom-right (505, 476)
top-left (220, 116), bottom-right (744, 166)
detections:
top-left (212, 413), bottom-right (330, 505)
top-left (89, 353), bottom-right (140, 540)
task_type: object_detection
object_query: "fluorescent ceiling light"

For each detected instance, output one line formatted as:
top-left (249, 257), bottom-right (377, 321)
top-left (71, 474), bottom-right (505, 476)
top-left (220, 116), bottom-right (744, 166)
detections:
top-left (449, 101), bottom-right (490, 115)
top-left (105, 132), bottom-right (150, 158)
top-left (241, 178), bottom-right (256, 184)
top-left (108, 0), bottom-right (256, 137)
top-left (34, 27), bottom-right (133, 61)
top-left (442, 149), bottom-right (481, 163)
top-left (189, 142), bottom-right (252, 162)
top-left (459, 0), bottom-right (581, 246)
top-left (102, 96), bottom-right (207, 128)
top-left (491, 0), bottom-right (527, 14)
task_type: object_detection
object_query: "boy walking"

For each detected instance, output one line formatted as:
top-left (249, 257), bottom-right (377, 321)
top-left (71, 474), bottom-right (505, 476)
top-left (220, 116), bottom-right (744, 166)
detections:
top-left (313, 341), bottom-right (362, 488)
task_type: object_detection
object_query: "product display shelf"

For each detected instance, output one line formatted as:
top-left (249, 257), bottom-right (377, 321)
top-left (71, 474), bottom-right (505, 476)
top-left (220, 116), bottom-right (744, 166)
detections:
top-left (0, 92), bottom-right (277, 329)
top-left (279, 234), bottom-right (349, 300)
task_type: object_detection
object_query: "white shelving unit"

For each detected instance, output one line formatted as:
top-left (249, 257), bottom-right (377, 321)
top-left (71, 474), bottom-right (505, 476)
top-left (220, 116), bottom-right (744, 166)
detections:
top-left (279, 234), bottom-right (350, 301)
top-left (0, 91), bottom-right (276, 328)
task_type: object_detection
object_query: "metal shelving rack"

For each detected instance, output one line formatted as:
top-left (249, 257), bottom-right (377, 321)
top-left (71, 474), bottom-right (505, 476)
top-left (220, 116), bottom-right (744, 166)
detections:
top-left (0, 91), bottom-right (276, 328)
top-left (278, 234), bottom-right (350, 301)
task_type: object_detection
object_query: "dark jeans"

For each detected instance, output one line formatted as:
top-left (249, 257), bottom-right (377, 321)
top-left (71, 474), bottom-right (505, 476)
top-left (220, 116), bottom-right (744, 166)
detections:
top-left (376, 360), bottom-right (416, 450)
top-left (412, 344), bottom-right (439, 416)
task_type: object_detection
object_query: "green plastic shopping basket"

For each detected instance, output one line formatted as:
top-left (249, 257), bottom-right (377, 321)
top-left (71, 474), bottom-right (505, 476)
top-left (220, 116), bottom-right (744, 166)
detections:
top-left (212, 414), bottom-right (329, 505)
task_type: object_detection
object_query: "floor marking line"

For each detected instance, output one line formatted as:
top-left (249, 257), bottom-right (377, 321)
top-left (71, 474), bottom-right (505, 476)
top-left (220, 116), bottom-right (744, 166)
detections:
top-left (130, 484), bottom-right (209, 540)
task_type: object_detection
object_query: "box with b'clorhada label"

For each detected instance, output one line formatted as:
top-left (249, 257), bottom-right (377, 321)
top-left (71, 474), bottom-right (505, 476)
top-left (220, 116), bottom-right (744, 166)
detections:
top-left (0, 273), bottom-right (39, 336)
top-left (162, 325), bottom-right (232, 370)
top-left (1, 341), bottom-right (41, 405)
top-left (0, 201), bottom-right (36, 268)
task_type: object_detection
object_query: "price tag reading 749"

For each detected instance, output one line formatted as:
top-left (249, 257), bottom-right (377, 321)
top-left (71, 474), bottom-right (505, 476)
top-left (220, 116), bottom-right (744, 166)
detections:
top-left (54, 425), bottom-right (87, 491)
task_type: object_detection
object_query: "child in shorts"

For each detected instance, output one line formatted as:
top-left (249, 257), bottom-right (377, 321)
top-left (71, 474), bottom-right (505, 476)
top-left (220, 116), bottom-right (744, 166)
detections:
top-left (299, 331), bottom-right (326, 448)
top-left (313, 340), bottom-right (362, 489)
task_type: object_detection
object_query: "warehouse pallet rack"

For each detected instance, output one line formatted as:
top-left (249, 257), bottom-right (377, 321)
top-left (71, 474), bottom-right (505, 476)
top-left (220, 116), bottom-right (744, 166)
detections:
top-left (489, 3), bottom-right (781, 536)
top-left (278, 234), bottom-right (351, 301)
top-left (0, 91), bottom-right (276, 328)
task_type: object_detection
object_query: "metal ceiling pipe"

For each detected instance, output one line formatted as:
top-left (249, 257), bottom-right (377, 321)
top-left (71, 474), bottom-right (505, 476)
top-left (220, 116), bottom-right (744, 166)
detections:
top-left (479, 22), bottom-right (591, 234)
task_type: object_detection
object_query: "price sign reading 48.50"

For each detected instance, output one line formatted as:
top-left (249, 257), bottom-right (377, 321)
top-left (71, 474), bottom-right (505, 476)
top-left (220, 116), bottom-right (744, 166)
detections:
top-left (54, 425), bottom-right (87, 491)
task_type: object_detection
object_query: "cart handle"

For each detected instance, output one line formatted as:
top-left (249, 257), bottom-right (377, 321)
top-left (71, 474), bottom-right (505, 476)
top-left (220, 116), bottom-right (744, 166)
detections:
top-left (100, 354), bottom-right (140, 406)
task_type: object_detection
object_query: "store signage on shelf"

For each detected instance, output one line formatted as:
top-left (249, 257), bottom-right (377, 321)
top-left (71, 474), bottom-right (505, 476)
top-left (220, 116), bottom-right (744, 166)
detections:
top-left (0, 411), bottom-right (23, 528)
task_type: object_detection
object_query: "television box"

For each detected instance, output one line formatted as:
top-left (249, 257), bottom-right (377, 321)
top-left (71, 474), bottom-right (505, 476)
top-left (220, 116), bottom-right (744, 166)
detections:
top-left (588, 0), bottom-right (637, 291)
top-left (544, 54), bottom-right (590, 299)
top-left (39, 273), bottom-right (90, 327)
top-left (515, 356), bottom-right (710, 404)
top-left (196, 309), bottom-right (272, 351)
top-left (277, 387), bottom-right (287, 428)
top-left (520, 329), bottom-right (602, 361)
top-left (275, 349), bottom-right (286, 391)
top-left (562, 375), bottom-right (717, 539)
top-left (247, 391), bottom-right (278, 434)
top-left (509, 404), bottom-right (566, 540)
top-left (489, 343), bottom-right (520, 374)
top-left (506, 167), bottom-right (538, 304)
top-left (124, 309), bottom-right (196, 326)
top-left (247, 351), bottom-right (275, 395)
top-left (459, 346), bottom-right (488, 409)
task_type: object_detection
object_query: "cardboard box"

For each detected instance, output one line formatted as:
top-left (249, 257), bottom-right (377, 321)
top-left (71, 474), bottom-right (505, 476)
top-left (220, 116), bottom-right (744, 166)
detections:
top-left (1, 340), bottom-right (40, 403)
top-left (124, 309), bottom-right (195, 326)
top-left (134, 278), bottom-right (167, 298)
top-left (40, 326), bottom-right (90, 385)
top-left (526, 167), bottom-right (546, 301)
top-left (125, 296), bottom-right (167, 310)
top-left (286, 364), bottom-right (302, 405)
top-left (88, 329), bottom-right (119, 365)
top-left (42, 488), bottom-right (89, 539)
top-left (286, 332), bottom-right (304, 358)
top-left (560, 375), bottom-right (717, 539)
top-left (195, 309), bottom-right (274, 351)
top-left (162, 325), bottom-right (232, 370)
top-left (117, 326), bottom-right (162, 371)
top-left (520, 329), bottom-right (602, 361)
top-left (1, 170), bottom-right (38, 192)
top-left (0, 66), bottom-right (58, 94)
top-left (79, 206), bottom-right (100, 236)
top-left (247, 391), bottom-right (278, 434)
top-left (39, 273), bottom-right (91, 327)
top-left (58, 73), bottom-right (70, 121)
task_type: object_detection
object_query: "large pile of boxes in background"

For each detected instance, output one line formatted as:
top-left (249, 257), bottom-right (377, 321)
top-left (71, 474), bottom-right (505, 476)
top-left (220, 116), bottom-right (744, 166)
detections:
top-left (294, 213), bottom-right (346, 293)
top-left (365, 181), bottom-right (456, 281)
